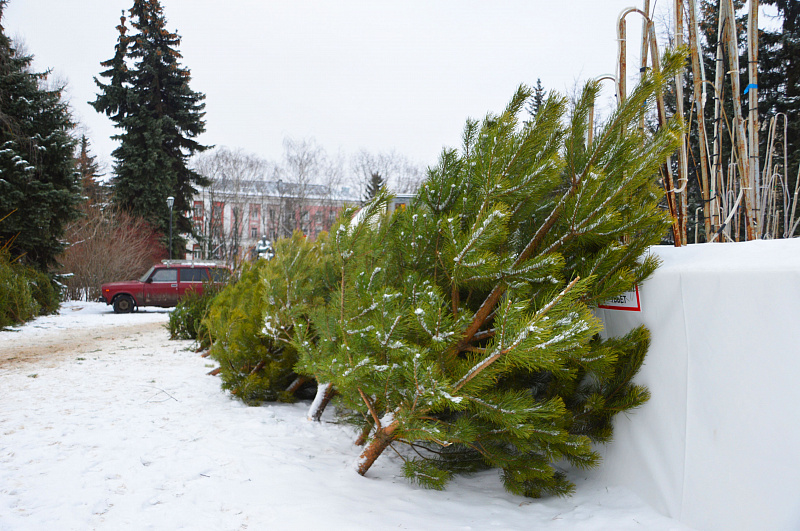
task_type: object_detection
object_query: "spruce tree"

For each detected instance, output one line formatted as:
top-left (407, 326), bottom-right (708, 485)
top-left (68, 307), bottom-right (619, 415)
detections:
top-left (75, 135), bottom-right (106, 203)
top-left (527, 78), bottom-right (546, 118)
top-left (0, 1), bottom-right (81, 269)
top-left (291, 52), bottom-right (685, 497)
top-left (91, 2), bottom-right (209, 251)
top-left (363, 171), bottom-right (384, 202)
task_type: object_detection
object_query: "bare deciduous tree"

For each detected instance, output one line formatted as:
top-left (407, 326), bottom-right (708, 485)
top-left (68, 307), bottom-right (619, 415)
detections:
top-left (192, 147), bottom-right (272, 262)
top-left (352, 149), bottom-right (425, 199)
top-left (57, 203), bottom-right (162, 301)
top-left (276, 138), bottom-right (349, 237)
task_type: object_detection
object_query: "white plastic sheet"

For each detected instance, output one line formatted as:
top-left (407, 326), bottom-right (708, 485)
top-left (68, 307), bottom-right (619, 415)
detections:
top-left (586, 239), bottom-right (800, 531)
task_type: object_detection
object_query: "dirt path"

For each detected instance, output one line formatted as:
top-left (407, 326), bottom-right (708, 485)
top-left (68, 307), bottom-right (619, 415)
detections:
top-left (0, 320), bottom-right (168, 369)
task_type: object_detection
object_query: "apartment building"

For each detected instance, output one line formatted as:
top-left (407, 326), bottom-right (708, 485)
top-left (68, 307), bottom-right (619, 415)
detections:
top-left (188, 179), bottom-right (358, 261)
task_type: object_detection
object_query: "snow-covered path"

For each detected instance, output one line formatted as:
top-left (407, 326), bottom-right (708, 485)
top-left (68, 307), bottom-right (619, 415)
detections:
top-left (0, 302), bottom-right (690, 530)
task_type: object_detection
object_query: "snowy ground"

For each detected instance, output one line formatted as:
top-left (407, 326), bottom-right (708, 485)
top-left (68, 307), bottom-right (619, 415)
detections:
top-left (0, 302), bottom-right (691, 530)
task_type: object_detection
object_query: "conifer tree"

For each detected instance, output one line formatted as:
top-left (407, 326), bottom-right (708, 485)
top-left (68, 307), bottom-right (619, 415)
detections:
top-left (363, 171), bottom-right (384, 202)
top-left (292, 51), bottom-right (685, 497)
top-left (205, 232), bottom-right (333, 404)
top-left (91, 2), bottom-right (209, 251)
top-left (760, 0), bottom-right (800, 180)
top-left (74, 135), bottom-right (106, 203)
top-left (527, 78), bottom-right (546, 118)
top-left (0, 1), bottom-right (81, 269)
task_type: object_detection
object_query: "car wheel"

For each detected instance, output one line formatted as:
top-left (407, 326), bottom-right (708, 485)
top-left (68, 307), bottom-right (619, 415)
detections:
top-left (113, 295), bottom-right (135, 314)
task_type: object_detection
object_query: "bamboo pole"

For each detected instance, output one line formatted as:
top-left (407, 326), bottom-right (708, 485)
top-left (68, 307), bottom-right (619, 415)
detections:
top-left (587, 74), bottom-right (618, 147)
top-left (616, 6), bottom-right (649, 103)
top-left (618, 10), bottom-right (628, 103)
top-left (674, 0), bottom-right (689, 245)
top-left (790, 166), bottom-right (800, 236)
top-left (639, 0), bottom-right (652, 132)
top-left (722, 0), bottom-right (757, 240)
top-left (617, 6), bottom-right (684, 245)
top-left (687, 0), bottom-right (713, 241)
top-left (763, 116), bottom-right (776, 234)
top-left (647, 24), bottom-right (683, 245)
top-left (710, 3), bottom-right (728, 235)
top-left (779, 115), bottom-right (790, 237)
top-left (777, 114), bottom-right (795, 237)
top-left (747, 0), bottom-right (761, 234)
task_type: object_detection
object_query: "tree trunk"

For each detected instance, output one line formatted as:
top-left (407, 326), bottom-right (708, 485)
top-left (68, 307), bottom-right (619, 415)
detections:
top-left (307, 382), bottom-right (337, 422)
top-left (354, 422), bottom-right (373, 446)
top-left (357, 420), bottom-right (399, 476)
top-left (285, 375), bottom-right (309, 395)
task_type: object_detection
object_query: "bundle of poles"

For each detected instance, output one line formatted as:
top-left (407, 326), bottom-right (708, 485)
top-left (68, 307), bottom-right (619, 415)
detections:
top-left (600, 0), bottom-right (798, 245)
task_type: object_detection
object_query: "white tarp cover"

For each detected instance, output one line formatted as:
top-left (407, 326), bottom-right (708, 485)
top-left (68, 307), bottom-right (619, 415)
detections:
top-left (586, 238), bottom-right (800, 531)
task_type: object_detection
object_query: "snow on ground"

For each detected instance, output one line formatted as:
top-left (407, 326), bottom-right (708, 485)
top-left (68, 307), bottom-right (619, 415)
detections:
top-left (0, 302), bottom-right (691, 530)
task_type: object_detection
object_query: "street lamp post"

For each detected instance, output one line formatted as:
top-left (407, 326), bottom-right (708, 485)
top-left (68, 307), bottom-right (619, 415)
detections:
top-left (167, 196), bottom-right (174, 260)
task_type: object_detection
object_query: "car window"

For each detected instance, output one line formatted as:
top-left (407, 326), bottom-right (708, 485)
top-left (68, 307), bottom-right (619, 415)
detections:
top-left (179, 268), bottom-right (208, 282)
top-left (139, 266), bottom-right (155, 282)
top-left (209, 267), bottom-right (229, 282)
top-left (151, 269), bottom-right (178, 283)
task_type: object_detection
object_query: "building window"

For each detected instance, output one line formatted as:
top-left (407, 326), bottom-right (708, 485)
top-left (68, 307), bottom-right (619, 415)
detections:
top-left (249, 204), bottom-right (260, 240)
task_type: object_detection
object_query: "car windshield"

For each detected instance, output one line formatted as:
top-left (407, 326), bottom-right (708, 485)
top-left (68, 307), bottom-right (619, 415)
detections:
top-left (139, 266), bottom-right (155, 282)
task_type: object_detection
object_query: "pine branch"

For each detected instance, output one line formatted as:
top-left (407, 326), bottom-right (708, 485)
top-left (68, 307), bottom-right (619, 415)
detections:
top-left (453, 276), bottom-right (581, 392)
top-left (358, 387), bottom-right (382, 431)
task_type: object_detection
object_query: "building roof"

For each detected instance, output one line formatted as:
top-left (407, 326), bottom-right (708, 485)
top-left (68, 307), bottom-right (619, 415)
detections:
top-left (198, 179), bottom-right (360, 203)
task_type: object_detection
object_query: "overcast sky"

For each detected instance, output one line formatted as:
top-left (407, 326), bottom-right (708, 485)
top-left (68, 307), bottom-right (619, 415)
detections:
top-left (5, 1), bottom-right (659, 173)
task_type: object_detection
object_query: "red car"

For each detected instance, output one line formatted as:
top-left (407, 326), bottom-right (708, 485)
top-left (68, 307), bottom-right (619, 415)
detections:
top-left (99, 261), bottom-right (229, 313)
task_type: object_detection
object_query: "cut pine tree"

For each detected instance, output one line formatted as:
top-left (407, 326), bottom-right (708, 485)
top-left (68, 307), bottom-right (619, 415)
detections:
top-left (294, 50), bottom-right (685, 496)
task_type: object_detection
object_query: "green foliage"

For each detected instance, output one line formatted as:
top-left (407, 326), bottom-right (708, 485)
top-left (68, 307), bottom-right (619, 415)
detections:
top-left (564, 326), bottom-right (652, 443)
top-left (91, 1), bottom-right (209, 247)
top-left (0, 248), bottom-right (60, 329)
top-left (205, 232), bottom-right (329, 405)
top-left (363, 172), bottom-right (385, 202)
top-left (195, 51), bottom-right (683, 497)
top-left (0, 4), bottom-right (82, 270)
top-left (0, 251), bottom-right (37, 328)
top-left (168, 282), bottom-right (224, 348)
top-left (24, 266), bottom-right (60, 316)
top-left (291, 51), bottom-right (685, 497)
